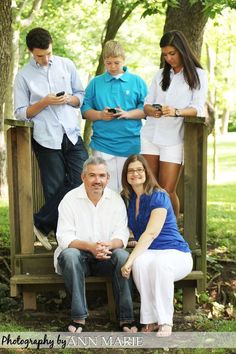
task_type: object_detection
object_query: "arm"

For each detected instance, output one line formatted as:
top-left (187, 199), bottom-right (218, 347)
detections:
top-left (83, 108), bottom-right (115, 121)
top-left (66, 58), bottom-right (85, 107)
top-left (121, 208), bottom-right (167, 278)
top-left (26, 94), bottom-right (69, 118)
top-left (114, 108), bottom-right (145, 120)
top-left (144, 104), bottom-right (162, 118)
top-left (81, 79), bottom-right (115, 121)
top-left (161, 69), bottom-right (208, 118)
top-left (161, 106), bottom-right (197, 118)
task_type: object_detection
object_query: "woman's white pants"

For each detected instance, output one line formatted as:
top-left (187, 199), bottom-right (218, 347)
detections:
top-left (132, 249), bottom-right (193, 325)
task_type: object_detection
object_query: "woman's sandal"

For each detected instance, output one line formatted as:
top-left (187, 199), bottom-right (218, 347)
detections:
top-left (120, 321), bottom-right (139, 333)
top-left (68, 321), bottom-right (85, 333)
top-left (156, 324), bottom-right (172, 337)
top-left (141, 323), bottom-right (159, 332)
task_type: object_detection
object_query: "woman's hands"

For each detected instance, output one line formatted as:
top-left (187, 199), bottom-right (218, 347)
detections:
top-left (121, 262), bottom-right (132, 279)
top-left (144, 104), bottom-right (162, 118)
top-left (161, 105), bottom-right (176, 117)
top-left (144, 104), bottom-right (178, 118)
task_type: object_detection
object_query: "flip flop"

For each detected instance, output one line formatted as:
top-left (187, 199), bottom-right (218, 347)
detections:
top-left (120, 321), bottom-right (139, 333)
top-left (68, 321), bottom-right (85, 333)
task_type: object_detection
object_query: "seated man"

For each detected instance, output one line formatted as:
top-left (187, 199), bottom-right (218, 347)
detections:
top-left (54, 156), bottom-right (137, 332)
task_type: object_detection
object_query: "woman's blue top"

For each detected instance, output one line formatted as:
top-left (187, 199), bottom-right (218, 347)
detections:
top-left (127, 190), bottom-right (190, 252)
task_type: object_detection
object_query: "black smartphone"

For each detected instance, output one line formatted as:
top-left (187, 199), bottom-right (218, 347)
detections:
top-left (56, 91), bottom-right (65, 97)
top-left (152, 104), bottom-right (162, 110)
top-left (108, 108), bottom-right (117, 113)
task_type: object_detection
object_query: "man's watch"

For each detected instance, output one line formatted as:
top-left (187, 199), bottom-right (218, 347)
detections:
top-left (175, 109), bottom-right (181, 117)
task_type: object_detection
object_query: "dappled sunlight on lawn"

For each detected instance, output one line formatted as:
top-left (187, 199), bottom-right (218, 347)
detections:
top-left (207, 133), bottom-right (236, 260)
top-left (207, 132), bottom-right (236, 184)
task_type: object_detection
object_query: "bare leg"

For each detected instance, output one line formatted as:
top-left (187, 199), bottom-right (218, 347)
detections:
top-left (142, 154), bottom-right (160, 181)
top-left (158, 162), bottom-right (183, 219)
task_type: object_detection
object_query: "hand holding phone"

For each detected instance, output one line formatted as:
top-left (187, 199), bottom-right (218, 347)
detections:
top-left (108, 108), bottom-right (117, 113)
top-left (56, 91), bottom-right (65, 97)
top-left (152, 104), bottom-right (162, 111)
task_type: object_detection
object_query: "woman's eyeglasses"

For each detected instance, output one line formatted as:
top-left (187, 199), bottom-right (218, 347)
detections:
top-left (127, 167), bottom-right (145, 175)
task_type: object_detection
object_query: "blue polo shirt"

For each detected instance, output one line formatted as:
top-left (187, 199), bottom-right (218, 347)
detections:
top-left (81, 67), bottom-right (147, 157)
top-left (127, 190), bottom-right (190, 252)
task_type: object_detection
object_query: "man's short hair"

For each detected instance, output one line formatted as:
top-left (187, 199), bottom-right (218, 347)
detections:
top-left (82, 156), bottom-right (109, 174)
top-left (26, 27), bottom-right (52, 51)
top-left (103, 40), bottom-right (125, 60)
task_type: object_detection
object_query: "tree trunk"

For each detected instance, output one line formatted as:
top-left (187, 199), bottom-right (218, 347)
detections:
top-left (4, 29), bottom-right (20, 120)
top-left (83, 0), bottom-right (140, 148)
top-left (221, 108), bottom-right (230, 135)
top-left (163, 0), bottom-right (208, 59)
top-left (0, 0), bottom-right (12, 198)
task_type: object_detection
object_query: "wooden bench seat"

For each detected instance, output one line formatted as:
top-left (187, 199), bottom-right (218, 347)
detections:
top-left (10, 273), bottom-right (116, 322)
top-left (10, 270), bottom-right (204, 317)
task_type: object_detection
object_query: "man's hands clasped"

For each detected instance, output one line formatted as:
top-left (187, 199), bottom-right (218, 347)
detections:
top-left (91, 241), bottom-right (112, 260)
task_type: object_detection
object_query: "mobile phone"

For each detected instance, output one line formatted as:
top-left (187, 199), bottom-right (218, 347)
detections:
top-left (152, 104), bottom-right (162, 111)
top-left (108, 108), bottom-right (117, 113)
top-left (56, 91), bottom-right (65, 97)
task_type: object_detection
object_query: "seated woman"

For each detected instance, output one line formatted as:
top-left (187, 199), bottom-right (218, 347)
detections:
top-left (121, 154), bottom-right (193, 336)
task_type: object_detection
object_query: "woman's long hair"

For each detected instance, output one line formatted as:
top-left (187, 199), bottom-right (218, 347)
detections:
top-left (160, 30), bottom-right (203, 91)
top-left (121, 154), bottom-right (162, 206)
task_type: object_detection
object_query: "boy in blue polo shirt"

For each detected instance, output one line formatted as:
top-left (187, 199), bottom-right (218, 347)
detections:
top-left (81, 40), bottom-right (147, 191)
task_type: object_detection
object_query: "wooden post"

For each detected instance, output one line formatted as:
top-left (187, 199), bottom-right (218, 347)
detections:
top-left (5, 119), bottom-right (36, 309)
top-left (183, 117), bottom-right (207, 298)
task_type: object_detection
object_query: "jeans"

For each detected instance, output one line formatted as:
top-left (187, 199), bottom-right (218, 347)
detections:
top-left (58, 248), bottom-right (135, 322)
top-left (33, 135), bottom-right (88, 234)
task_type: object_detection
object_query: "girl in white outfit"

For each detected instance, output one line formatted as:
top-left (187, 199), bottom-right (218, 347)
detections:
top-left (141, 30), bottom-right (208, 218)
top-left (121, 154), bottom-right (193, 336)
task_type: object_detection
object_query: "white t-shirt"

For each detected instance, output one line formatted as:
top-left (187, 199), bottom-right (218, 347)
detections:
top-left (141, 67), bottom-right (208, 146)
top-left (54, 184), bottom-right (129, 274)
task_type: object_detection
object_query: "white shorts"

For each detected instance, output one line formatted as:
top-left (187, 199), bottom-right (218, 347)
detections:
top-left (141, 138), bottom-right (183, 164)
top-left (92, 150), bottom-right (126, 192)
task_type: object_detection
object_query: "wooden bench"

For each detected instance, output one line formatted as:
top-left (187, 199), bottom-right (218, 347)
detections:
top-left (9, 251), bottom-right (116, 321)
top-left (5, 117), bottom-right (207, 318)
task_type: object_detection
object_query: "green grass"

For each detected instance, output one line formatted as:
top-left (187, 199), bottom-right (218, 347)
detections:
top-left (207, 132), bottom-right (236, 259)
top-left (0, 198), bottom-right (10, 248)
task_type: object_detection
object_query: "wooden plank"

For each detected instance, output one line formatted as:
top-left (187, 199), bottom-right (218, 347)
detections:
top-left (23, 292), bottom-right (37, 310)
top-left (184, 122), bottom-right (199, 249)
top-left (11, 271), bottom-right (203, 286)
top-left (16, 127), bottom-right (34, 253)
top-left (106, 281), bottom-right (116, 322)
top-left (197, 125), bottom-right (208, 291)
top-left (11, 274), bottom-right (114, 284)
top-left (10, 283), bottom-right (19, 297)
top-left (7, 128), bottom-right (20, 272)
top-left (182, 287), bottom-right (196, 313)
top-left (5, 118), bottom-right (33, 128)
top-left (184, 271), bottom-right (204, 280)
top-left (184, 117), bottom-right (205, 124)
top-left (32, 150), bottom-right (44, 213)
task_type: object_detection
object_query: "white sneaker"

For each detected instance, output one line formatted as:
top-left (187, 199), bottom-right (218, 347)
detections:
top-left (33, 225), bottom-right (52, 250)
